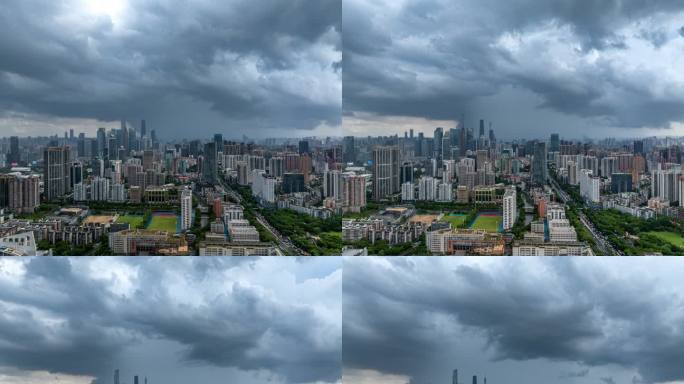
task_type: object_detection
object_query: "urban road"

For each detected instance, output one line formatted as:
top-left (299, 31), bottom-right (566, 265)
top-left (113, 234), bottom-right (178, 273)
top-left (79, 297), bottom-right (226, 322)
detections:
top-left (549, 177), bottom-right (622, 256)
top-left (217, 180), bottom-right (307, 256)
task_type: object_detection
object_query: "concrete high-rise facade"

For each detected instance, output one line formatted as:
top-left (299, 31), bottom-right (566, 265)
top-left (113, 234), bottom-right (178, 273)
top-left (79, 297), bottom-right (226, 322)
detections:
top-left (7, 136), bottom-right (20, 164)
top-left (0, 174), bottom-right (40, 214)
top-left (434, 127), bottom-right (443, 161)
top-left (181, 188), bottom-right (193, 231)
top-left (203, 142), bottom-right (218, 184)
top-left (550, 133), bottom-right (560, 153)
top-left (343, 173), bottom-right (366, 212)
top-left (343, 136), bottom-right (356, 163)
top-left (43, 146), bottom-right (72, 201)
top-left (503, 186), bottom-right (517, 230)
top-left (652, 168), bottom-right (681, 203)
top-left (324, 170), bottom-right (342, 200)
top-left (372, 146), bottom-right (400, 201)
top-left (531, 141), bottom-right (547, 185)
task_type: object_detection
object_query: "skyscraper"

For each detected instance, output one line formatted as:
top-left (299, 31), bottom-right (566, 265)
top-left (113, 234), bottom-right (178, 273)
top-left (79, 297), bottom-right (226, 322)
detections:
top-left (343, 136), bottom-right (356, 163)
top-left (213, 133), bottom-right (223, 150)
top-left (121, 120), bottom-right (129, 154)
top-left (550, 133), bottom-right (560, 153)
top-left (0, 174), bottom-right (40, 214)
top-left (283, 173), bottom-right (306, 193)
top-left (134, 375), bottom-right (139, 384)
top-left (459, 125), bottom-right (466, 156)
top-left (43, 146), bottom-right (72, 201)
top-left (140, 119), bottom-right (147, 138)
top-left (77, 133), bottom-right (86, 157)
top-left (452, 369), bottom-right (458, 384)
top-left (633, 139), bottom-right (644, 155)
top-left (531, 141), bottom-right (547, 185)
top-left (114, 369), bottom-right (119, 384)
top-left (372, 146), bottom-right (400, 201)
top-left (433, 127), bottom-right (443, 161)
top-left (96, 128), bottom-right (106, 157)
top-left (203, 142), bottom-right (218, 184)
top-left (298, 140), bottom-right (310, 155)
top-left (400, 162), bottom-right (414, 184)
top-left (503, 186), bottom-right (517, 230)
top-left (7, 136), bottom-right (20, 164)
top-left (473, 375), bottom-right (477, 384)
top-left (323, 170), bottom-right (342, 200)
top-left (342, 173), bottom-right (366, 212)
top-left (181, 187), bottom-right (193, 230)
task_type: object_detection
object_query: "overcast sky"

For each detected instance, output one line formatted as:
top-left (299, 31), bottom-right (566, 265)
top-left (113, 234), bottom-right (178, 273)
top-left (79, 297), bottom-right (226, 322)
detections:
top-left (343, 257), bottom-right (684, 384)
top-left (342, 0), bottom-right (684, 139)
top-left (0, 0), bottom-right (341, 139)
top-left (0, 256), bottom-right (341, 384)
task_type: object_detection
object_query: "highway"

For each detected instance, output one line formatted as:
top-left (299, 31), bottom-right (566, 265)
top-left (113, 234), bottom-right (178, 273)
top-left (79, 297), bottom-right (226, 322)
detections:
top-left (548, 177), bottom-right (622, 256)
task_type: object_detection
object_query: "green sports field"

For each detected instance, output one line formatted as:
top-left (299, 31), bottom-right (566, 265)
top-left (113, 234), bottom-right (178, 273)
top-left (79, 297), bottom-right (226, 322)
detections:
top-left (146, 214), bottom-right (178, 232)
top-left (117, 215), bottom-right (144, 229)
top-left (470, 214), bottom-right (502, 232)
top-left (441, 214), bottom-right (467, 227)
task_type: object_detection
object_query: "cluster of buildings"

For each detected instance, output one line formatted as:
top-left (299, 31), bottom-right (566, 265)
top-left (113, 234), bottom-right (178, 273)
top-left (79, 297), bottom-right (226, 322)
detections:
top-left (342, 206), bottom-right (423, 245)
top-left (1, 123), bottom-right (342, 255)
top-left (511, 188), bottom-right (593, 256)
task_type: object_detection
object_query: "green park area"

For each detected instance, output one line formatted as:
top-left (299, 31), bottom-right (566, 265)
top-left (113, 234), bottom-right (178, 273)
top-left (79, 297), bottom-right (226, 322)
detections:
top-left (642, 231), bottom-right (684, 249)
top-left (470, 214), bottom-right (502, 232)
top-left (146, 213), bottom-right (178, 232)
top-left (588, 209), bottom-right (684, 255)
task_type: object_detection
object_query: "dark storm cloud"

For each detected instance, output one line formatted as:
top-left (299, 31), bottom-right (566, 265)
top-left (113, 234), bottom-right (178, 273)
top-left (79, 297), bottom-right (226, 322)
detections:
top-left (343, 257), bottom-right (684, 384)
top-left (0, 257), bottom-right (341, 384)
top-left (343, 0), bottom-right (684, 135)
top-left (0, 0), bottom-right (341, 137)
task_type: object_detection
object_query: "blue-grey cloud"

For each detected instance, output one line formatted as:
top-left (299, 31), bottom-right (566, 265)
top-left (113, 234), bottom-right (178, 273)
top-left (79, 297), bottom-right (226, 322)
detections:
top-left (0, 0), bottom-right (341, 138)
top-left (343, 0), bottom-right (684, 137)
top-left (0, 257), bottom-right (342, 384)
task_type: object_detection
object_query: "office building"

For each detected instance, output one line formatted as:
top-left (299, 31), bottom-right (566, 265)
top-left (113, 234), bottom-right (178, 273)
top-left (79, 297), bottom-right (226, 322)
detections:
top-left (283, 172), bottom-right (306, 193)
top-left (611, 173), bottom-right (632, 194)
top-left (372, 146), bottom-right (400, 201)
top-left (7, 136), bottom-right (20, 164)
top-left (203, 142), bottom-right (218, 184)
top-left (298, 140), bottom-right (310, 154)
top-left (43, 146), bottom-right (72, 201)
top-left (550, 133), bottom-right (560, 153)
top-left (531, 141), bottom-right (547, 185)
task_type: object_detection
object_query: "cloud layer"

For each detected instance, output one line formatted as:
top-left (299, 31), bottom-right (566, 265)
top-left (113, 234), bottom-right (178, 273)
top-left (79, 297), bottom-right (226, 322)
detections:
top-left (0, 257), bottom-right (342, 384)
top-left (343, 257), bottom-right (684, 384)
top-left (343, 0), bottom-right (684, 138)
top-left (0, 0), bottom-right (341, 138)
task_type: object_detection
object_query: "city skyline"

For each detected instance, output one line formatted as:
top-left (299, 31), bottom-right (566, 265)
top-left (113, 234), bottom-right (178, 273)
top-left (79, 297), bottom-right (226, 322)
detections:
top-left (0, 257), bottom-right (342, 384)
top-left (342, 0), bottom-right (684, 139)
top-left (0, 0), bottom-right (341, 139)
top-left (343, 257), bottom-right (684, 384)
